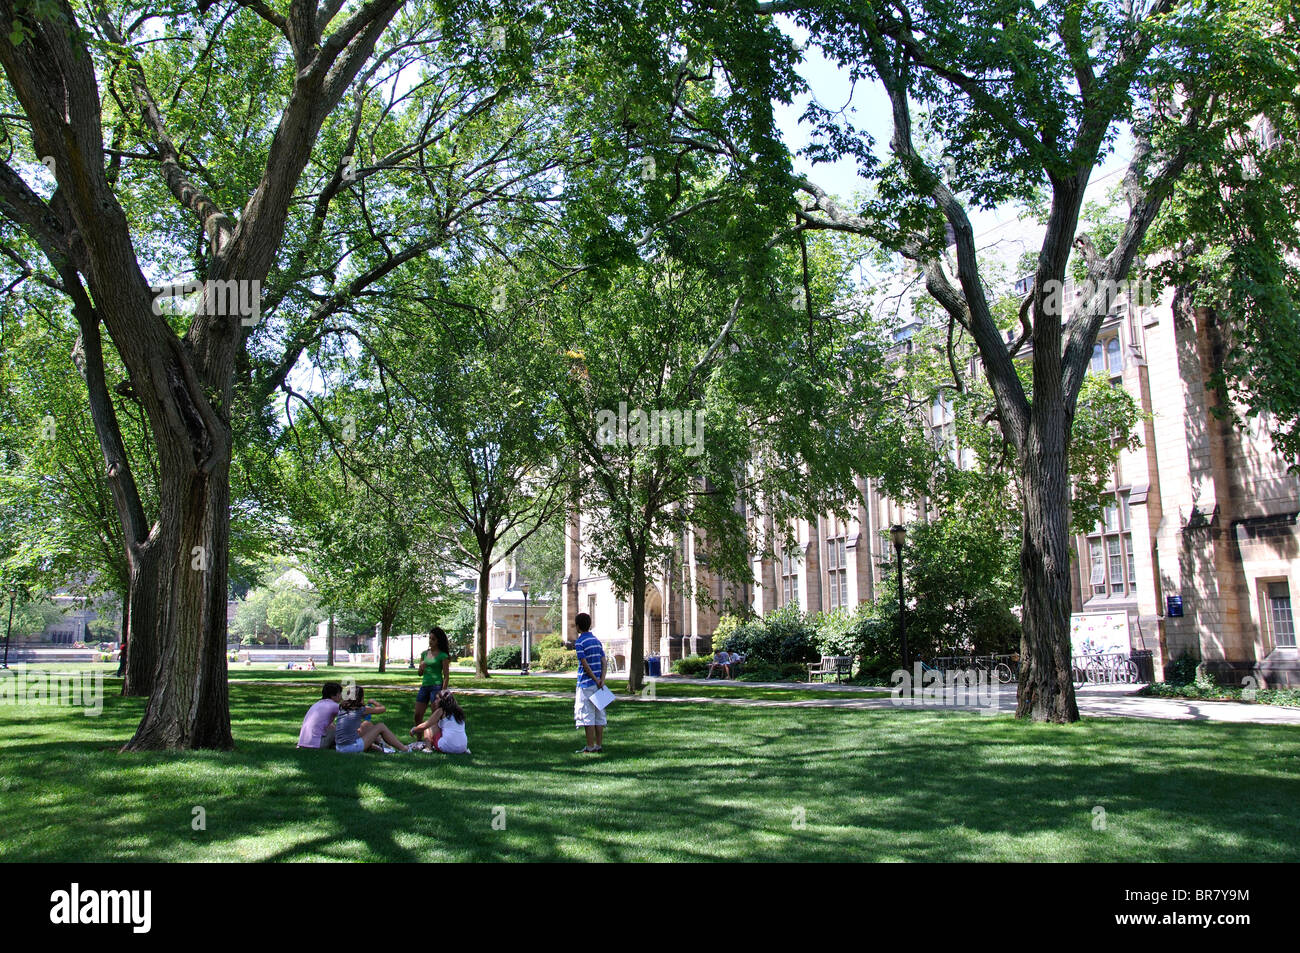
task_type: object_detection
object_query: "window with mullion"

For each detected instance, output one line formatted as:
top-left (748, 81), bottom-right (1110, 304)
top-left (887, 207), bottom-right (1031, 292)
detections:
top-left (1087, 487), bottom-right (1137, 598)
top-left (1268, 582), bottom-right (1296, 648)
top-left (826, 533), bottom-right (848, 609)
top-left (780, 548), bottom-right (799, 608)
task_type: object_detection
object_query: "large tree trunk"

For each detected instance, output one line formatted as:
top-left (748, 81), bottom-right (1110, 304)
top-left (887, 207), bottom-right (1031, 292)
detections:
top-left (1015, 415), bottom-right (1080, 723)
top-left (121, 544), bottom-right (160, 697)
top-left (474, 558), bottom-right (491, 678)
top-left (627, 547), bottom-right (647, 693)
top-left (327, 612), bottom-right (336, 667)
top-left (115, 586), bottom-right (130, 678)
top-left (123, 450), bottom-right (234, 749)
top-left (0, 0), bottom-right (400, 753)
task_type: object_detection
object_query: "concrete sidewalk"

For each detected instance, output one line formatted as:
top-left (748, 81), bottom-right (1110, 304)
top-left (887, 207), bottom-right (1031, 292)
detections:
top-left (238, 675), bottom-right (1300, 724)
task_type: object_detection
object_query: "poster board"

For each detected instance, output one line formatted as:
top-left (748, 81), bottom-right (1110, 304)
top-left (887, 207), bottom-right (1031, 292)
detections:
top-left (1070, 612), bottom-right (1131, 657)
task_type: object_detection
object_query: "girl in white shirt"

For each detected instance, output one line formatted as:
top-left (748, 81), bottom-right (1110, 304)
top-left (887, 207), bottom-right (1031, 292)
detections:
top-left (411, 689), bottom-right (470, 754)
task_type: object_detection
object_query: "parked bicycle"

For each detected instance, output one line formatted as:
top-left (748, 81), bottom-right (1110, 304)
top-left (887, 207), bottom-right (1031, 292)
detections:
top-left (929, 654), bottom-right (1017, 683)
top-left (1072, 652), bottom-right (1140, 685)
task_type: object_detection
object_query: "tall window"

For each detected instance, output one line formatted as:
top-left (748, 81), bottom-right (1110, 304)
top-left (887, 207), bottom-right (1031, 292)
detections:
top-left (826, 524), bottom-right (848, 610)
top-left (781, 548), bottom-right (799, 608)
top-left (587, 595), bottom-right (596, 625)
top-left (931, 392), bottom-right (958, 466)
top-left (1266, 582), bottom-right (1296, 648)
top-left (1087, 489), bottom-right (1135, 598)
top-left (1091, 332), bottom-right (1123, 378)
top-left (617, 598), bottom-right (625, 629)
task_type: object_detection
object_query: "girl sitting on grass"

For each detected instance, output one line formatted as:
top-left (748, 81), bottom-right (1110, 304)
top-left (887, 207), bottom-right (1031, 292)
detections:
top-left (335, 685), bottom-right (411, 754)
top-left (410, 689), bottom-right (470, 754)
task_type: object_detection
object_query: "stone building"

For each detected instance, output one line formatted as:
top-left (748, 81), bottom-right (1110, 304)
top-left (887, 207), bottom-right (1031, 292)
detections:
top-left (559, 510), bottom-right (749, 671)
top-left (562, 290), bottom-right (1300, 686)
top-left (1067, 292), bottom-right (1299, 686)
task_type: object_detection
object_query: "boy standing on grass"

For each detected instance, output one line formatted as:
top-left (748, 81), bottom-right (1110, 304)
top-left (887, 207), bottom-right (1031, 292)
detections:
top-left (566, 612), bottom-right (606, 754)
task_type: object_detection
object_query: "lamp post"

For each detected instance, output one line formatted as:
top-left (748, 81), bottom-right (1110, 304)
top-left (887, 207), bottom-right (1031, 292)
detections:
top-left (520, 582), bottom-right (531, 676)
top-left (890, 524), bottom-right (910, 672)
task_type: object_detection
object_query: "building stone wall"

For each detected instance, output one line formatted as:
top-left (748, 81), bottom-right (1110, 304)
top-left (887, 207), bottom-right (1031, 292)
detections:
top-left (564, 294), bottom-right (1300, 686)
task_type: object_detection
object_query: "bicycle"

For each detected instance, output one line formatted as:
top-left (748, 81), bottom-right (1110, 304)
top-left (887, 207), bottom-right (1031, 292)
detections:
top-left (972, 654), bottom-right (1015, 684)
top-left (1078, 652), bottom-right (1140, 685)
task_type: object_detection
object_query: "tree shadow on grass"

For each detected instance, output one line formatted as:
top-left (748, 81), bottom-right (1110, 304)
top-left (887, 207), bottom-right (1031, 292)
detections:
top-left (1, 684), bottom-right (1298, 862)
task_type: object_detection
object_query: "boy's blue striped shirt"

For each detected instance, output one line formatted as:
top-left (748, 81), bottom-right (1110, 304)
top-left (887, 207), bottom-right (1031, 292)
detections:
top-left (575, 631), bottom-right (604, 688)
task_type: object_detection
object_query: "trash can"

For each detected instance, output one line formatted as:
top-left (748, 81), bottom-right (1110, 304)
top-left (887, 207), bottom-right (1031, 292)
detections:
top-left (1130, 650), bottom-right (1155, 683)
top-left (645, 656), bottom-right (662, 678)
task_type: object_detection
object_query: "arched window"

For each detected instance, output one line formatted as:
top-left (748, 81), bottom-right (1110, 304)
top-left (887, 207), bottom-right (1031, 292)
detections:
top-left (1106, 336), bottom-right (1123, 375)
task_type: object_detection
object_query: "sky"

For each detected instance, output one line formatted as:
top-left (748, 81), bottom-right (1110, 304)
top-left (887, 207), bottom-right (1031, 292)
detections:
top-left (769, 17), bottom-right (1135, 284)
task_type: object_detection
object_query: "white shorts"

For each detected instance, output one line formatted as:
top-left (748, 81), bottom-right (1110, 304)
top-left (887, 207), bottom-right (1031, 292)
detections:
top-left (337, 737), bottom-right (366, 754)
top-left (575, 685), bottom-right (607, 728)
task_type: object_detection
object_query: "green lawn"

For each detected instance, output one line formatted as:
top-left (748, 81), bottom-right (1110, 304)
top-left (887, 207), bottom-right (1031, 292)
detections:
top-left (2, 679), bottom-right (1298, 862)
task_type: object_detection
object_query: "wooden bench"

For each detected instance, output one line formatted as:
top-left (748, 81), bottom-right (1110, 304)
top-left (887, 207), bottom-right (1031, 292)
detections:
top-left (807, 655), bottom-right (854, 683)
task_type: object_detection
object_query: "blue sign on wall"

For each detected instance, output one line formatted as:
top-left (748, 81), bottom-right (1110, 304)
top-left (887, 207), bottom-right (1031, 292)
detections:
top-left (1166, 595), bottom-right (1184, 618)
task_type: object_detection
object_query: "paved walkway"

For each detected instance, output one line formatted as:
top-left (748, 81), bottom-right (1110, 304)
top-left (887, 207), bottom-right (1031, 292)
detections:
top-left (237, 675), bottom-right (1300, 725)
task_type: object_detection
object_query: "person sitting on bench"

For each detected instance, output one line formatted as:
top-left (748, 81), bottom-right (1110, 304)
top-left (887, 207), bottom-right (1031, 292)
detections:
top-left (706, 649), bottom-right (732, 679)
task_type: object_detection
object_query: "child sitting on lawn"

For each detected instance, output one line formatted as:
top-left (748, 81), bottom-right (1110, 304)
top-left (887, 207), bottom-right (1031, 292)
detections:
top-left (335, 685), bottom-right (411, 754)
top-left (410, 689), bottom-right (470, 754)
top-left (297, 681), bottom-right (342, 749)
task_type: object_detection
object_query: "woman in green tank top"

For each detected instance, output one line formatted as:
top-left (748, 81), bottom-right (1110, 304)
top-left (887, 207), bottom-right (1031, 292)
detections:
top-left (414, 626), bottom-right (452, 727)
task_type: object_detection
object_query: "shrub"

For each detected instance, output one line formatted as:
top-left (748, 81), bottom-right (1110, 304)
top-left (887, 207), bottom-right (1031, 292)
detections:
top-left (712, 614), bottom-right (747, 648)
top-left (486, 646), bottom-right (523, 669)
top-left (737, 661), bottom-right (809, 682)
top-left (538, 647), bottom-right (578, 671)
top-left (536, 634), bottom-right (564, 653)
top-left (813, 608), bottom-right (859, 657)
top-left (673, 654), bottom-right (712, 676)
top-left (1164, 653), bottom-right (1199, 686)
top-left (811, 606), bottom-right (902, 680)
top-left (715, 618), bottom-right (764, 657)
top-left (719, 605), bottom-right (819, 664)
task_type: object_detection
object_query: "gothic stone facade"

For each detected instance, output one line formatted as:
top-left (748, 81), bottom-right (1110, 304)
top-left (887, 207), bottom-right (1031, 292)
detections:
top-left (562, 293), bottom-right (1300, 686)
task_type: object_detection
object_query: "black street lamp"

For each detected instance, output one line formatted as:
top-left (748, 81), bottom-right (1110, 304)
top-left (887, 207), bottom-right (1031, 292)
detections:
top-left (520, 582), bottom-right (531, 676)
top-left (890, 524), bottom-right (910, 672)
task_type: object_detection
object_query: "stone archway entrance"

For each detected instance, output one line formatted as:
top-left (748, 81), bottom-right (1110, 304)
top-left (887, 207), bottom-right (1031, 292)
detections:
top-left (646, 586), bottom-right (664, 659)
